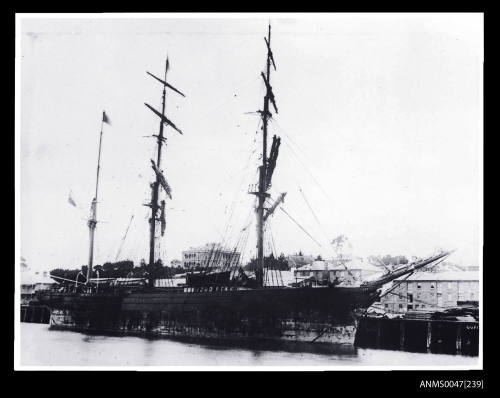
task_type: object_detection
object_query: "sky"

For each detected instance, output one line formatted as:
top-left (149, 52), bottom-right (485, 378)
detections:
top-left (17, 13), bottom-right (483, 272)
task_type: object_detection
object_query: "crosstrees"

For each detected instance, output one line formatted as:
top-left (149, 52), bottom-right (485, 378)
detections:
top-left (144, 57), bottom-right (186, 287)
top-left (250, 23), bottom-right (280, 288)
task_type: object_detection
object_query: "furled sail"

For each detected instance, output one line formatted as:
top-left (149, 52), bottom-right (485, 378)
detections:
top-left (159, 200), bottom-right (166, 236)
top-left (265, 135), bottom-right (281, 190)
top-left (151, 159), bottom-right (172, 199)
top-left (263, 192), bottom-right (286, 222)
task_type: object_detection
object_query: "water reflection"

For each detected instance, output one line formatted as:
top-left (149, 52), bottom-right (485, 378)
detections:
top-left (20, 323), bottom-right (478, 367)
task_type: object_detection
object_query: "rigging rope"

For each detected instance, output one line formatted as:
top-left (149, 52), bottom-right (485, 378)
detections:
top-left (270, 119), bottom-right (333, 202)
top-left (365, 257), bottom-right (449, 316)
top-left (268, 223), bottom-right (284, 287)
top-left (279, 206), bottom-right (322, 247)
top-left (298, 186), bottom-right (331, 244)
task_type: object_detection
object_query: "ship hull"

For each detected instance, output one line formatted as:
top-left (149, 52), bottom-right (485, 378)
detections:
top-left (39, 286), bottom-right (380, 345)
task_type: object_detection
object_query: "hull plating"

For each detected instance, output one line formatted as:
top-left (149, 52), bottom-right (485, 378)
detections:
top-left (41, 286), bottom-right (379, 345)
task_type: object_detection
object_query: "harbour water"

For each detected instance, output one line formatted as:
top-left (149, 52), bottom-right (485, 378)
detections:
top-left (19, 323), bottom-right (479, 367)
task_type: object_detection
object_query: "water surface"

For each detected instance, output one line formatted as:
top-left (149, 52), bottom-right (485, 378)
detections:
top-left (19, 323), bottom-right (478, 367)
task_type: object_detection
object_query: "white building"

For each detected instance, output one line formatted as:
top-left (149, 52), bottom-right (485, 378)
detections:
top-left (21, 270), bottom-right (56, 305)
top-left (285, 253), bottom-right (315, 268)
top-left (182, 243), bottom-right (240, 270)
top-left (170, 259), bottom-right (182, 268)
top-left (294, 258), bottom-right (382, 286)
top-left (379, 271), bottom-right (479, 313)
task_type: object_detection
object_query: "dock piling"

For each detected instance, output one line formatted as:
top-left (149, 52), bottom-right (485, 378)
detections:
top-left (456, 324), bottom-right (462, 354)
top-left (426, 321), bottom-right (432, 352)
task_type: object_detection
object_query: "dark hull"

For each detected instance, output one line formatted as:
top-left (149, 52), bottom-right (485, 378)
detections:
top-left (38, 286), bottom-right (380, 345)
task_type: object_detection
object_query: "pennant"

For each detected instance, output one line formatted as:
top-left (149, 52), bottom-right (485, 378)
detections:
top-left (102, 111), bottom-right (111, 125)
top-left (68, 192), bottom-right (77, 207)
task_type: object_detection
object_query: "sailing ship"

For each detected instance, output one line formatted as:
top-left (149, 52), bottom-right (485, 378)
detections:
top-left (37, 24), bottom-right (451, 345)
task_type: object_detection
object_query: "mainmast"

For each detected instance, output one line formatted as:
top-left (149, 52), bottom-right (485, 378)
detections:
top-left (252, 24), bottom-right (279, 288)
top-left (86, 111), bottom-right (111, 285)
top-left (145, 57), bottom-right (185, 288)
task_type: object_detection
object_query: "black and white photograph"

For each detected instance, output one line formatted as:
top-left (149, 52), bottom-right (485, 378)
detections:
top-left (15, 13), bottom-right (483, 371)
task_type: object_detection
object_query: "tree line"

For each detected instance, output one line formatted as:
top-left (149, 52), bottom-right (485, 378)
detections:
top-left (50, 253), bottom-right (414, 282)
top-left (50, 254), bottom-right (293, 282)
top-left (50, 259), bottom-right (186, 281)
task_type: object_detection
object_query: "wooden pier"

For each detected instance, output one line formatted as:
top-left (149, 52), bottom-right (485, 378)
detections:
top-left (355, 316), bottom-right (479, 356)
top-left (20, 305), bottom-right (50, 324)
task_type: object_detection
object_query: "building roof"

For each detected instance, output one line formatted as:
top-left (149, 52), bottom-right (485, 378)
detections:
top-left (21, 271), bottom-right (55, 285)
top-left (395, 271), bottom-right (479, 282)
top-left (183, 243), bottom-right (237, 253)
top-left (296, 259), bottom-right (381, 273)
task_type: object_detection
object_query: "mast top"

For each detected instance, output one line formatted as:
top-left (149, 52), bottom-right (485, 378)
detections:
top-left (252, 23), bottom-right (280, 288)
top-left (145, 56), bottom-right (185, 287)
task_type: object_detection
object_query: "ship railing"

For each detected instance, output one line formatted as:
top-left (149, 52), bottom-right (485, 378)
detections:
top-left (183, 285), bottom-right (238, 293)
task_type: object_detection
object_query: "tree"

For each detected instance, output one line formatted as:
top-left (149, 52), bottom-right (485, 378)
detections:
top-left (367, 254), bottom-right (409, 271)
top-left (244, 254), bottom-right (289, 271)
top-left (331, 234), bottom-right (353, 263)
top-left (50, 257), bottom-right (195, 283)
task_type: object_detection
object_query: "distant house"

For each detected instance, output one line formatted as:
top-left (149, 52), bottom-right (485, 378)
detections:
top-left (182, 243), bottom-right (240, 270)
top-left (294, 258), bottom-right (381, 286)
top-left (427, 261), bottom-right (479, 273)
top-left (379, 271), bottom-right (479, 313)
top-left (285, 253), bottom-right (315, 268)
top-left (170, 259), bottom-right (182, 268)
top-left (21, 270), bottom-right (56, 305)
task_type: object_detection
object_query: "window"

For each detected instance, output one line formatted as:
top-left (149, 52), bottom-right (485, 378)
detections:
top-left (430, 282), bottom-right (435, 289)
top-left (385, 304), bottom-right (388, 308)
top-left (415, 304), bottom-right (419, 309)
top-left (407, 305), bottom-right (413, 310)
top-left (417, 283), bottom-right (422, 289)
top-left (399, 304), bottom-right (403, 309)
top-left (422, 305), bottom-right (426, 309)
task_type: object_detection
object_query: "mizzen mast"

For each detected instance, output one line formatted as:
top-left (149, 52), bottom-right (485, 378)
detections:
top-left (144, 57), bottom-right (185, 288)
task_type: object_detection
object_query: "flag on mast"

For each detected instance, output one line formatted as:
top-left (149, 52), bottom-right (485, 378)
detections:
top-left (68, 191), bottom-right (77, 207)
top-left (102, 111), bottom-right (111, 125)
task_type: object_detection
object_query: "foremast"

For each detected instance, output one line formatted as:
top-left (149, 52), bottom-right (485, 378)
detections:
top-left (251, 24), bottom-right (280, 288)
top-left (144, 57), bottom-right (185, 288)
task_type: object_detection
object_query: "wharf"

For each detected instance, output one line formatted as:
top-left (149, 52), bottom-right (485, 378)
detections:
top-left (355, 314), bottom-right (479, 356)
top-left (21, 305), bottom-right (50, 324)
